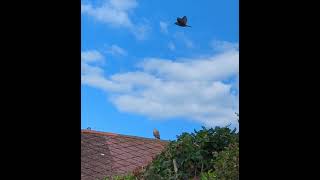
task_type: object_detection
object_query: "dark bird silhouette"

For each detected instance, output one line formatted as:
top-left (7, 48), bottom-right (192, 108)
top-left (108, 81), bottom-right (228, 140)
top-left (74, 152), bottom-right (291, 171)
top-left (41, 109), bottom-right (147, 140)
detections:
top-left (153, 128), bottom-right (160, 139)
top-left (175, 16), bottom-right (191, 27)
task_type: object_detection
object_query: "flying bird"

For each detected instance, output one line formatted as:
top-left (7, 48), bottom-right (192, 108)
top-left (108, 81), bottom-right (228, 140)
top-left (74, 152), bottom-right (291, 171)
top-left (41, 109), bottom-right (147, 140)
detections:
top-left (153, 128), bottom-right (160, 139)
top-left (175, 16), bottom-right (191, 27)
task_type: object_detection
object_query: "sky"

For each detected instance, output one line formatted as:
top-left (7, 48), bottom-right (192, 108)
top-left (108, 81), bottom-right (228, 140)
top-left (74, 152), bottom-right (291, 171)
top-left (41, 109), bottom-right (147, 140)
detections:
top-left (81, 0), bottom-right (239, 140)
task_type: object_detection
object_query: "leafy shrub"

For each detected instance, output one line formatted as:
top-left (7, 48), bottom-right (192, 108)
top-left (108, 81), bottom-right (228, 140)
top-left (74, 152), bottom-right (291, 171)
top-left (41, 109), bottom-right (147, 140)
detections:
top-left (200, 170), bottom-right (217, 180)
top-left (103, 173), bottom-right (136, 180)
top-left (142, 126), bottom-right (238, 179)
top-left (212, 142), bottom-right (239, 180)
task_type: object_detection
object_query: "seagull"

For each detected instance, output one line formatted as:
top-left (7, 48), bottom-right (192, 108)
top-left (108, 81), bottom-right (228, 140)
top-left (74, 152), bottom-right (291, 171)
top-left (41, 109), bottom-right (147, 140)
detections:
top-left (153, 128), bottom-right (160, 139)
top-left (175, 16), bottom-right (191, 27)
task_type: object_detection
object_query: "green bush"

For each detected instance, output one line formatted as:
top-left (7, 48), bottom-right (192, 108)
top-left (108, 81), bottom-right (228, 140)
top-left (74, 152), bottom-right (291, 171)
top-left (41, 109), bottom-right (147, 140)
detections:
top-left (212, 142), bottom-right (239, 180)
top-left (103, 173), bottom-right (136, 180)
top-left (142, 126), bottom-right (238, 179)
top-left (200, 170), bottom-right (217, 180)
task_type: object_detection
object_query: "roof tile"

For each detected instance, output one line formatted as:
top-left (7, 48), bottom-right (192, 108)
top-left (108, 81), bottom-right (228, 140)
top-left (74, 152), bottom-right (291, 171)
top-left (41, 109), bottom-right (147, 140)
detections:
top-left (81, 129), bottom-right (168, 180)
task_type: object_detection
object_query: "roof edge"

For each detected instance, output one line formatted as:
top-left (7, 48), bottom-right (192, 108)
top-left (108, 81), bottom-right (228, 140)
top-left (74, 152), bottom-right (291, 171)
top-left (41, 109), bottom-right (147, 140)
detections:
top-left (81, 129), bottom-right (170, 143)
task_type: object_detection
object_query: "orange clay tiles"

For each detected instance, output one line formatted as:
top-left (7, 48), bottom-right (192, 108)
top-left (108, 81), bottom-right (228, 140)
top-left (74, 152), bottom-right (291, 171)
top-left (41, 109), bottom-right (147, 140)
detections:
top-left (81, 129), bottom-right (168, 180)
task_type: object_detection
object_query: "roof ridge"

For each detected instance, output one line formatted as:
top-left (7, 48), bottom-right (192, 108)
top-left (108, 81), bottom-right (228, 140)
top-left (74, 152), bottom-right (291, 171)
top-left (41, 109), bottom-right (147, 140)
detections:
top-left (81, 129), bottom-right (170, 142)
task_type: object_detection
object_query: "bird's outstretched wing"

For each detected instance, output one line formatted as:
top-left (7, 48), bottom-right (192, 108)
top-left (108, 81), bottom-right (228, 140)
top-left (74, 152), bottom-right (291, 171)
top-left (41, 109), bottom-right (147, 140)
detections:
top-left (182, 16), bottom-right (187, 24)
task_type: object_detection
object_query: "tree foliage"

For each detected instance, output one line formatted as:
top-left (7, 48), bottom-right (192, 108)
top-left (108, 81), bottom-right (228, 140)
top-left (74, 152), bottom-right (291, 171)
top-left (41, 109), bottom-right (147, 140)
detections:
top-left (212, 142), bottom-right (239, 180)
top-left (142, 126), bottom-right (238, 179)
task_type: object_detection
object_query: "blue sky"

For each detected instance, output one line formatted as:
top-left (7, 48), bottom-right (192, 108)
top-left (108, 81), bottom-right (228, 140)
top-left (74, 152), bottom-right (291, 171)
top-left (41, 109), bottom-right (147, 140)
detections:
top-left (81, 0), bottom-right (239, 140)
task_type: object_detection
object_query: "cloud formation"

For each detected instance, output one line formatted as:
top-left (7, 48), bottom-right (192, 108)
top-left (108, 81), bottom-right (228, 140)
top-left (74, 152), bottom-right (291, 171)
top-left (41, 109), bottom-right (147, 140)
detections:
top-left (211, 40), bottom-right (239, 52)
top-left (168, 42), bottom-right (175, 51)
top-left (81, 42), bottom-right (239, 127)
top-left (174, 32), bottom-right (194, 48)
top-left (81, 50), bottom-right (104, 64)
top-left (159, 21), bottom-right (168, 34)
top-left (106, 44), bottom-right (127, 56)
top-left (81, 0), bottom-right (149, 40)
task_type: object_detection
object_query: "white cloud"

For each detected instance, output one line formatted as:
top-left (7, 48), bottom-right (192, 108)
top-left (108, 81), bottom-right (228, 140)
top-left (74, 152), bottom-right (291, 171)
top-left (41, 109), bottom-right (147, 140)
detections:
top-left (81, 50), bottom-right (104, 63)
top-left (106, 44), bottom-right (127, 56)
top-left (159, 21), bottom-right (168, 34)
top-left (81, 50), bottom-right (106, 79)
top-left (109, 0), bottom-right (138, 10)
top-left (81, 3), bottom-right (132, 28)
top-left (82, 74), bottom-right (130, 93)
top-left (168, 42), bottom-right (175, 51)
top-left (140, 50), bottom-right (238, 82)
top-left (131, 24), bottom-right (150, 40)
top-left (81, 62), bottom-right (104, 76)
top-left (81, 49), bottom-right (131, 92)
top-left (81, 43), bottom-right (239, 128)
top-left (81, 0), bottom-right (149, 40)
top-left (211, 40), bottom-right (239, 52)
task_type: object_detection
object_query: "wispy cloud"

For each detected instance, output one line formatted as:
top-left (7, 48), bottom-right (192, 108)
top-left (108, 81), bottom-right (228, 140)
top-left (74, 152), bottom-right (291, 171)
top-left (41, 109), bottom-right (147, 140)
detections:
top-left (81, 50), bottom-right (105, 77)
top-left (168, 42), bottom-right (175, 51)
top-left (81, 49), bottom-right (130, 92)
top-left (81, 0), bottom-right (150, 40)
top-left (174, 32), bottom-right (194, 48)
top-left (81, 50), bottom-right (104, 64)
top-left (81, 42), bottom-right (239, 127)
top-left (81, 62), bottom-right (103, 75)
top-left (184, 39), bottom-right (194, 48)
top-left (106, 44), bottom-right (127, 56)
top-left (131, 23), bottom-right (150, 40)
top-left (211, 40), bottom-right (239, 52)
top-left (159, 21), bottom-right (168, 34)
top-left (81, 1), bottom-right (134, 28)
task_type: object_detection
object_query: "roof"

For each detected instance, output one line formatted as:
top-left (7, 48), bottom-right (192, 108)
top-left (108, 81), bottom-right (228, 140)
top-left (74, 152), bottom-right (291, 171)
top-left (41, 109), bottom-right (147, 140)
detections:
top-left (81, 129), bottom-right (169, 180)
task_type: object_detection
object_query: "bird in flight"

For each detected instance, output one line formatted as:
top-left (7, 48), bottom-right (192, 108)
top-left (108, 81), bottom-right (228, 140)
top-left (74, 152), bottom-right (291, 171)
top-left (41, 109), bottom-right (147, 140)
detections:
top-left (175, 16), bottom-right (191, 27)
top-left (153, 128), bottom-right (160, 139)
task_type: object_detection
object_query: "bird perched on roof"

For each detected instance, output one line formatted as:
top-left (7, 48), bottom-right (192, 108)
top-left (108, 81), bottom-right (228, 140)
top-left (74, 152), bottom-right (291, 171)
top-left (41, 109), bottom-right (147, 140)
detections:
top-left (175, 16), bottom-right (191, 27)
top-left (153, 128), bottom-right (160, 139)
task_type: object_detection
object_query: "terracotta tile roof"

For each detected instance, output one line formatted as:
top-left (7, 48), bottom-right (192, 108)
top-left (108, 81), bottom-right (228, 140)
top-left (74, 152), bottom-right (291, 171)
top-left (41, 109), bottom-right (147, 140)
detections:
top-left (81, 129), bottom-right (169, 180)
